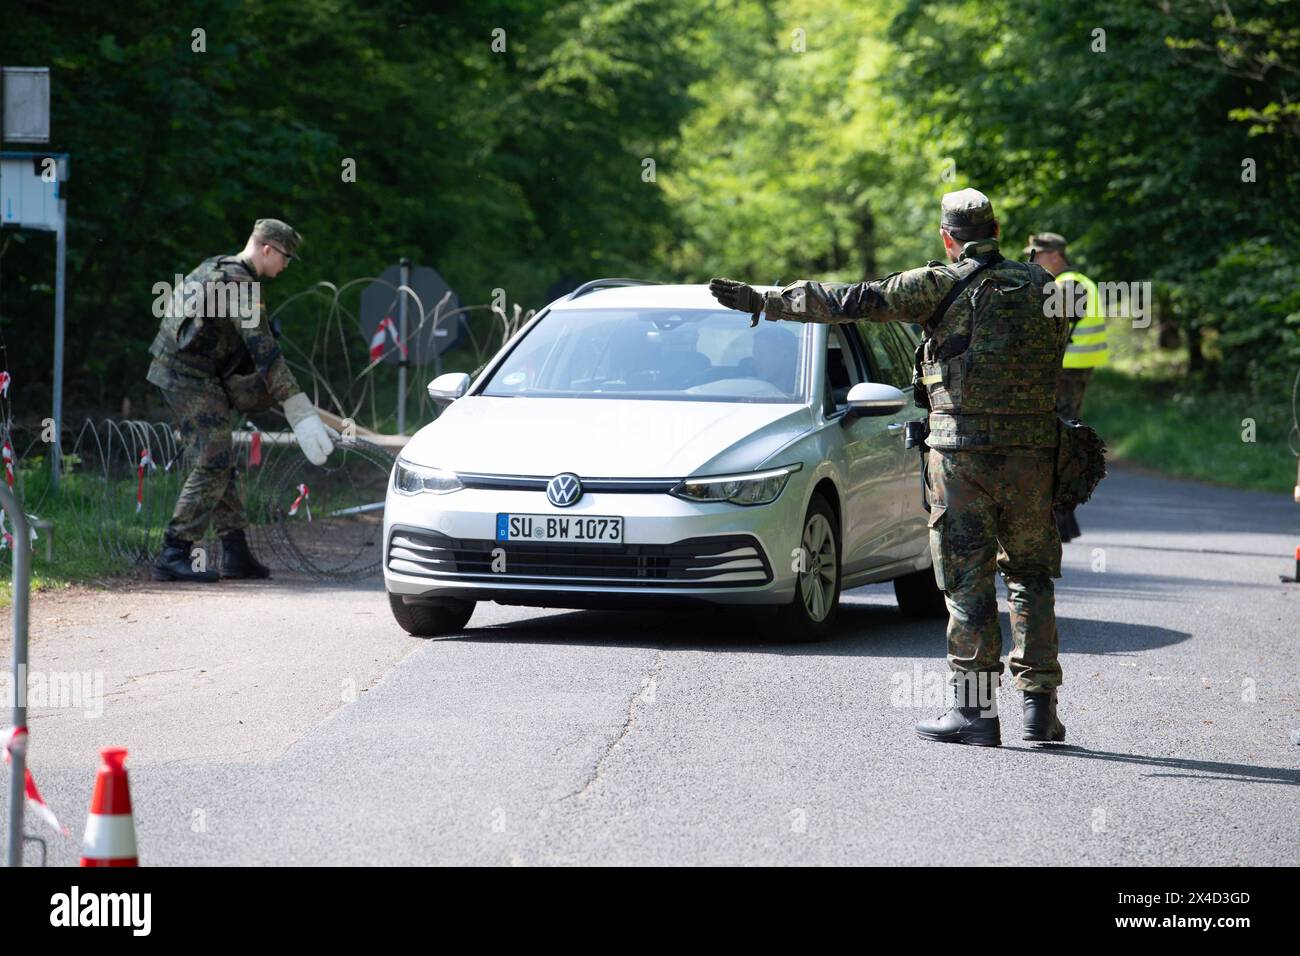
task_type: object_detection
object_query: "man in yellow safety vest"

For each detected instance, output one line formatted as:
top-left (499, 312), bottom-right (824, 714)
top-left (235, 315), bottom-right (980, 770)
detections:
top-left (1025, 233), bottom-right (1107, 541)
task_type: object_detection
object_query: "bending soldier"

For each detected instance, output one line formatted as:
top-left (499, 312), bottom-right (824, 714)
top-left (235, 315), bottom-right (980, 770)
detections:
top-left (146, 218), bottom-right (334, 583)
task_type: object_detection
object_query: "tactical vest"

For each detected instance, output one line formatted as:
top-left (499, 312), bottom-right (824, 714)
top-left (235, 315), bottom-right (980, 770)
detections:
top-left (148, 256), bottom-right (255, 378)
top-left (920, 255), bottom-right (1064, 451)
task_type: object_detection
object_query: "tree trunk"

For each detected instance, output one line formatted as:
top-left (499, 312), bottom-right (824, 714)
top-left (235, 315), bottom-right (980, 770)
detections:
top-left (1156, 285), bottom-right (1180, 350)
top-left (1187, 318), bottom-right (1204, 375)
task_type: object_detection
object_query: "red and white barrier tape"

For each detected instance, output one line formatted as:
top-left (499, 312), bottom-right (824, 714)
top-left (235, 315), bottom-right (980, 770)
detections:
top-left (288, 483), bottom-right (311, 520)
top-left (0, 512), bottom-right (35, 551)
top-left (369, 316), bottom-right (407, 362)
top-left (3, 726), bottom-right (70, 837)
top-left (135, 447), bottom-right (154, 513)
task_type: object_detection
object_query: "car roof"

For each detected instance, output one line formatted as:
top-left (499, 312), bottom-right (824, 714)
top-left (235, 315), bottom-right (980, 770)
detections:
top-left (546, 282), bottom-right (783, 313)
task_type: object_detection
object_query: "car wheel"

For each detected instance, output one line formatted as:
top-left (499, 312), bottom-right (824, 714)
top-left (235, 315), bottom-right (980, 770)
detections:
top-left (387, 593), bottom-right (475, 636)
top-left (773, 494), bottom-right (841, 642)
top-left (893, 566), bottom-right (948, 618)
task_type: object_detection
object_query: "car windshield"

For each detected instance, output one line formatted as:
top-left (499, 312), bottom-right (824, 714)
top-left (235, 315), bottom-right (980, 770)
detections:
top-left (479, 307), bottom-right (809, 403)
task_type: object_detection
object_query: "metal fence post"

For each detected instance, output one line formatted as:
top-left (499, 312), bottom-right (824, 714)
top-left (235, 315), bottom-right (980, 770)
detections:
top-left (1, 485), bottom-right (31, 866)
top-left (397, 257), bottom-right (411, 436)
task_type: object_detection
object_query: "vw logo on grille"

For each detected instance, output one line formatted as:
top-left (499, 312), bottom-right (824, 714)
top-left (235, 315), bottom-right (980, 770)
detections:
top-left (547, 472), bottom-right (583, 507)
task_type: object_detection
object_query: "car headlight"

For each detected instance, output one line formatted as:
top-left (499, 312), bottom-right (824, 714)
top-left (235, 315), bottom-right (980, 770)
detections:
top-left (671, 463), bottom-right (801, 506)
top-left (392, 459), bottom-right (464, 496)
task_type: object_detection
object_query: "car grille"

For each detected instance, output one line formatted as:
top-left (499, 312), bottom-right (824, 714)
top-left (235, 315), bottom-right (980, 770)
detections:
top-left (387, 527), bottom-right (772, 588)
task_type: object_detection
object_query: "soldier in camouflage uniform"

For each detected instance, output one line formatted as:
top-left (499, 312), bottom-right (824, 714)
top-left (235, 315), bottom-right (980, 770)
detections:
top-left (147, 219), bottom-right (334, 582)
top-left (709, 189), bottom-right (1070, 746)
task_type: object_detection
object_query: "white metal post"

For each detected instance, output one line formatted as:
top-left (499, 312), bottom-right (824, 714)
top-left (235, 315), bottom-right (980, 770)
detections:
top-left (2, 485), bottom-right (32, 866)
top-left (51, 196), bottom-right (66, 489)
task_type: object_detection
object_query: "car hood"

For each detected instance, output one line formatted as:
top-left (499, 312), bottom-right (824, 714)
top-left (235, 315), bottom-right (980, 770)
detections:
top-left (401, 396), bottom-right (814, 477)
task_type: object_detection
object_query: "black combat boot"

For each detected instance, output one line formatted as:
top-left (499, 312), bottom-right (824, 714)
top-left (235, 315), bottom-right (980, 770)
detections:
top-left (151, 532), bottom-right (220, 583)
top-left (1022, 689), bottom-right (1066, 742)
top-left (220, 529), bottom-right (271, 580)
top-left (915, 674), bottom-right (1001, 747)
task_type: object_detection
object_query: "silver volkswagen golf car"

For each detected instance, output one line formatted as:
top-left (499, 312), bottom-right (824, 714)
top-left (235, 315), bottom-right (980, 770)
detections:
top-left (383, 278), bottom-right (946, 640)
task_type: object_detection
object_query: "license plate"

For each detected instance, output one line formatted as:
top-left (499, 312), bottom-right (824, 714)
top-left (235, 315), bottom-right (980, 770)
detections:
top-left (496, 513), bottom-right (624, 544)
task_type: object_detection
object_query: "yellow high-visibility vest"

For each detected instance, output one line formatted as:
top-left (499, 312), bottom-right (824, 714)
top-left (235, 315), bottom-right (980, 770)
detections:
top-left (1056, 271), bottom-right (1108, 368)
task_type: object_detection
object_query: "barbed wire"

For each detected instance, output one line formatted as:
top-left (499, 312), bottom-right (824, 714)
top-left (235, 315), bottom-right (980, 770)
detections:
top-left (2, 417), bottom-right (395, 580)
top-left (1, 418), bottom-right (187, 566)
top-left (246, 435), bottom-right (394, 581)
top-left (269, 277), bottom-right (534, 432)
top-left (0, 273), bottom-right (533, 580)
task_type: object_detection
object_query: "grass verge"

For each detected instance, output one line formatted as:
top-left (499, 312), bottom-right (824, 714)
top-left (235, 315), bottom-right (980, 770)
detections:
top-left (1081, 367), bottom-right (1297, 496)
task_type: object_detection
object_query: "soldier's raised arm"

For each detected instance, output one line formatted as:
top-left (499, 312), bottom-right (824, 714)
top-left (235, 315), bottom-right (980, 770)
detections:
top-left (770, 268), bottom-right (954, 325)
top-left (708, 268), bottom-right (952, 326)
top-left (710, 189), bottom-right (1008, 328)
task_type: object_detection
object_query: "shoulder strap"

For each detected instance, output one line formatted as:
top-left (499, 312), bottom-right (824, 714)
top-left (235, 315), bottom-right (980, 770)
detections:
top-left (924, 253), bottom-right (1003, 333)
top-left (212, 255), bottom-right (257, 280)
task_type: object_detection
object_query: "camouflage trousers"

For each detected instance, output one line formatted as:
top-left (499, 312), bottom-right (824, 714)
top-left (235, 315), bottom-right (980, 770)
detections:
top-left (925, 448), bottom-right (1063, 692)
top-left (156, 381), bottom-right (246, 540)
top-left (1056, 368), bottom-right (1093, 420)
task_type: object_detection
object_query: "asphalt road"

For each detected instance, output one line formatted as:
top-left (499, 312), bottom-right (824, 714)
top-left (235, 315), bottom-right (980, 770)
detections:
top-left (3, 463), bottom-right (1297, 866)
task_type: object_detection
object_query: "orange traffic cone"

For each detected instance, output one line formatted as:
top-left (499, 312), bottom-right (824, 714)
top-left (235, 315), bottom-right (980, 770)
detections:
top-left (80, 747), bottom-right (138, 866)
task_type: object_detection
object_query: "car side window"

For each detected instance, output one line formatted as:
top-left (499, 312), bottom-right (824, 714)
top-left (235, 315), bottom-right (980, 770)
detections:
top-left (886, 323), bottom-right (922, 381)
top-left (825, 325), bottom-right (868, 413)
top-left (858, 322), bottom-right (913, 390)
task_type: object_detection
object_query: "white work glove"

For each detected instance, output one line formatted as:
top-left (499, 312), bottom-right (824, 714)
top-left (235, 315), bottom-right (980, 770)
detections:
top-left (283, 392), bottom-right (334, 466)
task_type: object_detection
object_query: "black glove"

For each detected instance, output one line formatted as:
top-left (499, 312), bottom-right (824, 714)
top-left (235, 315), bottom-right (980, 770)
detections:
top-left (709, 277), bottom-right (765, 325)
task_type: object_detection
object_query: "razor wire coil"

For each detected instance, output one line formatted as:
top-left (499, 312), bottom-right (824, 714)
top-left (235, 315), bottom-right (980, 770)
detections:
top-left (0, 273), bottom-right (531, 580)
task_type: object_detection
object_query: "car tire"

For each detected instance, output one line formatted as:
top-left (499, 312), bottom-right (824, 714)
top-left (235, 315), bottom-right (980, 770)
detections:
top-left (388, 593), bottom-right (475, 636)
top-left (893, 566), bottom-right (948, 618)
top-left (771, 494), bottom-right (841, 642)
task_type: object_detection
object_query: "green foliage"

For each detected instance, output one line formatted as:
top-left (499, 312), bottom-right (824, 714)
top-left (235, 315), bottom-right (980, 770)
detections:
top-left (1197, 239), bottom-right (1300, 401)
top-left (0, 462), bottom-right (138, 606)
top-left (662, 0), bottom-right (943, 283)
top-left (2, 0), bottom-right (1296, 507)
top-left (1081, 368), bottom-right (1295, 495)
top-left (0, 0), bottom-right (703, 409)
top-left (886, 0), bottom-right (1300, 396)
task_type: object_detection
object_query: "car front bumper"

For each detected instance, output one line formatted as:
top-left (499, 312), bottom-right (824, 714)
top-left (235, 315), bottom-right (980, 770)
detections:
top-left (382, 482), bottom-right (805, 607)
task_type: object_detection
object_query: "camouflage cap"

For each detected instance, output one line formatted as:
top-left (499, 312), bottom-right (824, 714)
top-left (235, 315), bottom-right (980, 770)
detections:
top-left (940, 188), bottom-right (996, 229)
top-left (253, 218), bottom-right (303, 259)
top-left (1023, 232), bottom-right (1067, 256)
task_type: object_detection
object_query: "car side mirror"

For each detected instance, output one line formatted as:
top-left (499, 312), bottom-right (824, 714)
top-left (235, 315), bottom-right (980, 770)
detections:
top-left (845, 382), bottom-right (907, 417)
top-left (427, 372), bottom-right (470, 406)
